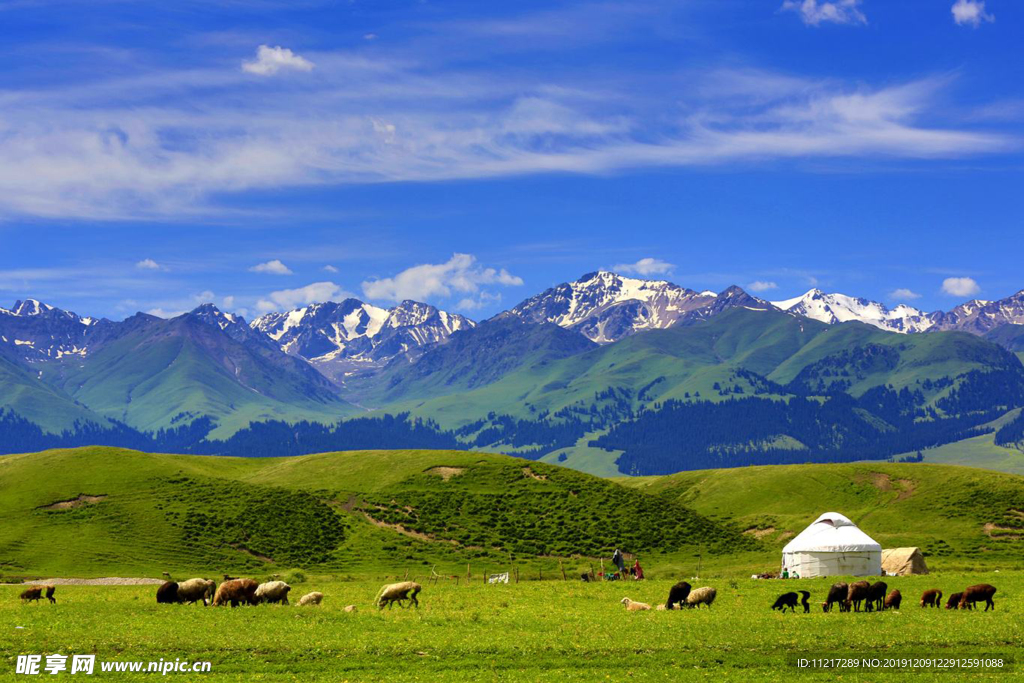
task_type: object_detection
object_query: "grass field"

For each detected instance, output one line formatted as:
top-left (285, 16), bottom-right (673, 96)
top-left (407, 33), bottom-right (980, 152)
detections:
top-left (2, 574), bottom-right (1019, 681)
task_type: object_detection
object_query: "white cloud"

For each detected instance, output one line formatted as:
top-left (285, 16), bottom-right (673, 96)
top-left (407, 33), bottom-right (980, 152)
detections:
top-left (363, 33), bottom-right (378, 41)
top-left (322, 265), bottom-right (339, 273)
top-left (456, 291), bottom-right (502, 311)
top-left (362, 253), bottom-right (523, 303)
top-left (951, 0), bottom-right (994, 26)
top-left (135, 258), bottom-right (162, 270)
top-left (222, 295), bottom-right (235, 309)
top-left (889, 288), bottom-right (922, 300)
top-left (146, 307), bottom-right (186, 318)
top-left (781, 0), bottom-right (866, 26)
top-left (747, 280), bottom-right (779, 292)
top-left (242, 45), bottom-right (315, 76)
top-left (249, 259), bottom-right (293, 275)
top-left (256, 281), bottom-right (354, 312)
top-left (942, 277), bottom-right (981, 297)
top-left (612, 257), bottom-right (675, 277)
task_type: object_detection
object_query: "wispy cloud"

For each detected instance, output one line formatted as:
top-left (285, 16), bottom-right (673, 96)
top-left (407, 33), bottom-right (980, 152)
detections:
top-left (242, 45), bottom-right (315, 76)
top-left (781, 0), bottom-right (866, 26)
top-left (889, 287), bottom-right (922, 300)
top-left (256, 281), bottom-right (354, 312)
top-left (612, 257), bottom-right (675, 277)
top-left (941, 276), bottom-right (980, 297)
top-left (951, 0), bottom-right (994, 27)
top-left (748, 280), bottom-right (779, 292)
top-left (362, 253), bottom-right (522, 303)
top-left (249, 259), bottom-right (293, 275)
top-left (135, 258), bottom-right (163, 271)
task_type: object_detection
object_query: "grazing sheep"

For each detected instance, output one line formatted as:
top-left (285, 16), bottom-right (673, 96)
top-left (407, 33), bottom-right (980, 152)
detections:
top-left (664, 581), bottom-right (692, 610)
top-left (20, 587), bottom-right (43, 603)
top-left (958, 584), bottom-right (996, 612)
top-left (920, 589), bottom-right (942, 608)
top-left (344, 605), bottom-right (358, 613)
top-left (44, 585), bottom-right (56, 604)
top-left (772, 591), bottom-right (810, 613)
top-left (297, 592), bottom-right (324, 606)
top-left (620, 598), bottom-right (651, 611)
top-left (945, 592), bottom-right (964, 610)
top-left (213, 579), bottom-right (259, 608)
top-left (845, 581), bottom-right (871, 612)
top-left (884, 590), bottom-right (902, 610)
top-left (176, 579), bottom-right (216, 606)
top-left (374, 581), bottom-right (421, 610)
top-left (686, 587), bottom-right (716, 609)
top-left (866, 581), bottom-right (888, 613)
top-left (823, 582), bottom-right (849, 613)
top-left (156, 581), bottom-right (179, 605)
top-left (255, 581), bottom-right (291, 605)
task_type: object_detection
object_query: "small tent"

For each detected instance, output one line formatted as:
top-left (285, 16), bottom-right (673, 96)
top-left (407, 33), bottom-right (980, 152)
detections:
top-left (781, 512), bottom-right (881, 578)
top-left (881, 547), bottom-right (929, 575)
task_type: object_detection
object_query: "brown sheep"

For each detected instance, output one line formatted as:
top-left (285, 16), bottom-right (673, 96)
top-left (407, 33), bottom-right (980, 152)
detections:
top-left (665, 581), bottom-right (691, 610)
top-left (845, 580), bottom-right (871, 612)
top-left (884, 590), bottom-right (901, 610)
top-left (866, 581), bottom-right (888, 613)
top-left (958, 584), bottom-right (996, 612)
top-left (156, 581), bottom-right (179, 604)
top-left (823, 582), bottom-right (849, 613)
top-left (20, 587), bottom-right (43, 603)
top-left (44, 585), bottom-right (56, 604)
top-left (920, 589), bottom-right (942, 608)
top-left (212, 579), bottom-right (259, 608)
top-left (945, 592), bottom-right (964, 609)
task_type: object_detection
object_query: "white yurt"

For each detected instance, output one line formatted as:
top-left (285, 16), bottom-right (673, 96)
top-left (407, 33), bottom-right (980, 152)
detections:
top-left (781, 512), bottom-right (882, 578)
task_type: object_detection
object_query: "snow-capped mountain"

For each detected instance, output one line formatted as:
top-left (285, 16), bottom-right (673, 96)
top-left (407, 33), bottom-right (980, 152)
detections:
top-left (771, 289), bottom-right (937, 334)
top-left (0, 299), bottom-right (112, 362)
top-left (251, 299), bottom-right (474, 382)
top-left (929, 290), bottom-right (1024, 334)
top-left (508, 271), bottom-right (771, 343)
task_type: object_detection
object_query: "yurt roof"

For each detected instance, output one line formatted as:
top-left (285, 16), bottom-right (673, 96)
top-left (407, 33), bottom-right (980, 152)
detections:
top-left (782, 512), bottom-right (881, 553)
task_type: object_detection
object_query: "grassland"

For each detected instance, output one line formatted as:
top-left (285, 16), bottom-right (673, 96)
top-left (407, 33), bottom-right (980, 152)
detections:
top-left (2, 574), bottom-right (1019, 681)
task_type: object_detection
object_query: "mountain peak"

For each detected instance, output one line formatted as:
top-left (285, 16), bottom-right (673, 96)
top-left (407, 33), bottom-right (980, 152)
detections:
top-left (11, 299), bottom-right (54, 316)
top-left (772, 289), bottom-right (933, 334)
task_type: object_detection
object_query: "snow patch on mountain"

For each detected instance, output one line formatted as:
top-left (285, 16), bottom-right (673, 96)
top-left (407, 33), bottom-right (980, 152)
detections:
top-left (772, 289), bottom-right (936, 334)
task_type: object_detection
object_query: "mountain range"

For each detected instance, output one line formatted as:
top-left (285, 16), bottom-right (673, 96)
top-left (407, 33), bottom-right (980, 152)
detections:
top-left (3, 271), bottom-right (1024, 475)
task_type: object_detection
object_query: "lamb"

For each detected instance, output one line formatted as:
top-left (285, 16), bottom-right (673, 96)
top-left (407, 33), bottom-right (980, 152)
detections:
top-left (620, 598), bottom-right (651, 611)
top-left (664, 581), bottom-right (692, 610)
top-left (20, 587), bottom-right (42, 603)
top-left (958, 584), bottom-right (996, 612)
top-left (945, 592), bottom-right (964, 609)
top-left (845, 581), bottom-right (871, 612)
top-left (823, 582), bottom-right (849, 612)
top-left (866, 581), bottom-right (888, 613)
top-left (920, 589), bottom-right (942, 608)
top-left (176, 579), bottom-right (216, 606)
top-left (44, 585), bottom-right (56, 604)
top-left (297, 592), bottom-right (324, 606)
top-left (374, 581), bottom-right (421, 610)
top-left (771, 591), bottom-right (810, 613)
top-left (255, 580), bottom-right (291, 605)
top-left (156, 581), bottom-right (179, 604)
top-left (213, 578), bottom-right (259, 607)
top-left (884, 590), bottom-right (902, 610)
top-left (686, 586), bottom-right (716, 609)
top-left (344, 604), bottom-right (357, 613)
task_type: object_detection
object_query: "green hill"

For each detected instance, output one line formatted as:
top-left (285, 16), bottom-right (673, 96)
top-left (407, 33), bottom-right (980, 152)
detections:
top-left (0, 447), bottom-right (748, 578)
top-left (626, 461), bottom-right (1024, 570)
top-left (0, 352), bottom-right (107, 432)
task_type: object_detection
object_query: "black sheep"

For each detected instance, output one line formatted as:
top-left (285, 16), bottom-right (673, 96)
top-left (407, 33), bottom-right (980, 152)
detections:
top-left (665, 581), bottom-right (692, 610)
top-left (156, 581), bottom-right (179, 604)
top-left (823, 582), bottom-right (849, 613)
top-left (771, 591), bottom-right (810, 613)
top-left (866, 581), bottom-right (888, 613)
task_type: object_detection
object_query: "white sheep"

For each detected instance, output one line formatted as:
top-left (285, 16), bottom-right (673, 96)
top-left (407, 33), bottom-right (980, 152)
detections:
top-left (255, 580), bottom-right (291, 605)
top-left (374, 581), bottom-right (421, 610)
top-left (344, 604), bottom-right (357, 613)
top-left (176, 578), bottom-right (216, 606)
top-left (620, 597), bottom-right (651, 611)
top-left (686, 586), bottom-right (716, 609)
top-left (297, 592), bottom-right (324, 606)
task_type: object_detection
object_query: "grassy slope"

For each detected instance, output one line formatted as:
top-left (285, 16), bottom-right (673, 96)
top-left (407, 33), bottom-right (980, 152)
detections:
top-left (0, 354), bottom-right (108, 432)
top-left (626, 461), bottom-right (1024, 572)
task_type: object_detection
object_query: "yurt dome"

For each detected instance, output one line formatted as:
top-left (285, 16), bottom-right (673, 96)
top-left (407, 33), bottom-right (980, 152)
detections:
top-left (781, 512), bottom-right (882, 578)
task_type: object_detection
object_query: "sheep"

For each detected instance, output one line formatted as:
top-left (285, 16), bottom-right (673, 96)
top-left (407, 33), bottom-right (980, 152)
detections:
top-left (920, 589), bottom-right (942, 608)
top-left (823, 582), bottom-right (849, 613)
top-left (255, 581), bottom-right (291, 605)
top-left (655, 604), bottom-right (667, 611)
top-left (176, 579), bottom-right (216, 606)
top-left (884, 590), bottom-right (902, 610)
top-left (20, 587), bottom-right (43, 603)
top-left (945, 592), bottom-right (964, 610)
top-left (686, 587), bottom-right (716, 609)
top-left (664, 581), bottom-right (692, 610)
top-left (213, 579), bottom-right (259, 608)
top-left (845, 581), bottom-right (871, 612)
top-left (772, 591), bottom-right (810, 613)
top-left (297, 592), bottom-right (324, 606)
top-left (374, 581), bottom-right (421, 610)
top-left (344, 604), bottom-right (358, 613)
top-left (866, 581), bottom-right (888, 613)
top-left (156, 581), bottom-right (179, 604)
top-left (620, 598), bottom-right (651, 611)
top-left (44, 585), bottom-right (56, 604)
top-left (958, 584), bottom-right (996, 612)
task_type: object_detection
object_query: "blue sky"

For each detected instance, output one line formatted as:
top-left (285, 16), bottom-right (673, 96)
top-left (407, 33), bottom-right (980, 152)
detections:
top-left (0, 0), bottom-right (1021, 320)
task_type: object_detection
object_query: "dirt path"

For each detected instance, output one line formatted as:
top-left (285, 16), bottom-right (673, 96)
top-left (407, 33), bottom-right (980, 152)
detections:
top-left (9, 577), bottom-right (166, 586)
